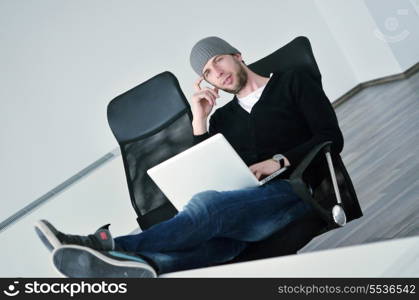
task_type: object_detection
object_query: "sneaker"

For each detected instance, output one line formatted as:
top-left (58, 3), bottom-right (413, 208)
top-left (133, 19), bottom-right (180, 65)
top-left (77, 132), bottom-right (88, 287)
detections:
top-left (34, 219), bottom-right (114, 252)
top-left (52, 245), bottom-right (157, 278)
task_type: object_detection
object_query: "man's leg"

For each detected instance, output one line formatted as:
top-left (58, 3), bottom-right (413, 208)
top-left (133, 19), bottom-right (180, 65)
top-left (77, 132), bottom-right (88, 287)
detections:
top-left (132, 199), bottom-right (312, 275)
top-left (50, 179), bottom-right (313, 277)
top-left (114, 179), bottom-right (313, 254)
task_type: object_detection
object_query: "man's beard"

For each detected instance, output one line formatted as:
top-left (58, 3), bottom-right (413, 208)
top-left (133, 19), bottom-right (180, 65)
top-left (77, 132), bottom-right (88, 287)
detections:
top-left (215, 63), bottom-right (248, 94)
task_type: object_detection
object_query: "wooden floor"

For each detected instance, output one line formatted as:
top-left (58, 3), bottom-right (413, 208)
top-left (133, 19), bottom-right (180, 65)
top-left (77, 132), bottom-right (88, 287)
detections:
top-left (299, 70), bottom-right (419, 253)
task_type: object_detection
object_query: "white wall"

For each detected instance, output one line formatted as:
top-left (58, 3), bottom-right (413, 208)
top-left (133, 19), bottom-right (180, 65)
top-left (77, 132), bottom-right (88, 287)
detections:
top-left (315, 0), bottom-right (419, 83)
top-left (315, 0), bottom-right (401, 83)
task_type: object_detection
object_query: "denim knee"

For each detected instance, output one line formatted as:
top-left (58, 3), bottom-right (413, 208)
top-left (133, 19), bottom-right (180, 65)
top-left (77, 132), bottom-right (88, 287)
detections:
top-left (183, 190), bottom-right (220, 223)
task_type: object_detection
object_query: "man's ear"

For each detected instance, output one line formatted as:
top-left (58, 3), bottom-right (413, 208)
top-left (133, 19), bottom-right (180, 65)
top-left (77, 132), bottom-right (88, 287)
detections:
top-left (232, 53), bottom-right (245, 64)
top-left (232, 53), bottom-right (242, 60)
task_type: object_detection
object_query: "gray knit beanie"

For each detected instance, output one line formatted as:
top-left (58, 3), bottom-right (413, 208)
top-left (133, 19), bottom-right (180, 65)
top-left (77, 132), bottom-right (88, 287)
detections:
top-left (190, 36), bottom-right (241, 76)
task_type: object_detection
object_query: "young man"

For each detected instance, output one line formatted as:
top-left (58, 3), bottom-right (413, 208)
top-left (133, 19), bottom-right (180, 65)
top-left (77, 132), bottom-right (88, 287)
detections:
top-left (35, 36), bottom-right (344, 278)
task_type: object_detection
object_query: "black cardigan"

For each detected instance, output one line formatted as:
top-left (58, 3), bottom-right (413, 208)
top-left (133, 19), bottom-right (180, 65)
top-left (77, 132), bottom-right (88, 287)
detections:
top-left (193, 66), bottom-right (344, 183)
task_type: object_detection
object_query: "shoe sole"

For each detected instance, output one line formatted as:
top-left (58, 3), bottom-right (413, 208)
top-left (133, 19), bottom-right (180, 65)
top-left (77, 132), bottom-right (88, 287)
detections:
top-left (34, 220), bottom-right (62, 252)
top-left (52, 245), bottom-right (157, 278)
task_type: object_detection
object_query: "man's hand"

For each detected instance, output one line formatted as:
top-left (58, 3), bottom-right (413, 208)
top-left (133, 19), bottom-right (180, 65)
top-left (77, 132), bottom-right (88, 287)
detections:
top-left (249, 157), bottom-right (290, 180)
top-left (191, 76), bottom-right (219, 121)
top-left (191, 76), bottom-right (219, 135)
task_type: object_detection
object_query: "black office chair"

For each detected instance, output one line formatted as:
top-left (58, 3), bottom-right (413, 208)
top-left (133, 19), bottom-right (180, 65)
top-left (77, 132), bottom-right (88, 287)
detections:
top-left (106, 36), bottom-right (363, 267)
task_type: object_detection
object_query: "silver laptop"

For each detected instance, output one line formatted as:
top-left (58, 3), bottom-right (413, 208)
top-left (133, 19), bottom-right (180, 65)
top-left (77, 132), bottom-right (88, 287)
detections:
top-left (147, 133), bottom-right (288, 211)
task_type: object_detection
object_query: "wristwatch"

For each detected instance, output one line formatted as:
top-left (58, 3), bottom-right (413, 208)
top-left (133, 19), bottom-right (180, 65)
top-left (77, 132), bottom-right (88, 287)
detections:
top-left (272, 154), bottom-right (286, 169)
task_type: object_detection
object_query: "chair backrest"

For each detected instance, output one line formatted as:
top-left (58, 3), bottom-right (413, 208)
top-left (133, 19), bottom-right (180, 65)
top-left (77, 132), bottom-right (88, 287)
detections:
top-left (247, 36), bottom-right (322, 84)
top-left (107, 71), bottom-right (192, 229)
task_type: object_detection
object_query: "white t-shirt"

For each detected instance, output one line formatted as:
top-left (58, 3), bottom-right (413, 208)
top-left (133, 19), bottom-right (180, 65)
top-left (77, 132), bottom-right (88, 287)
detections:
top-left (237, 73), bottom-right (273, 113)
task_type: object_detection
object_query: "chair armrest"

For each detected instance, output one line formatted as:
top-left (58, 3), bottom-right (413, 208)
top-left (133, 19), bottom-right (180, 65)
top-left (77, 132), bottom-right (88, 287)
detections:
top-left (289, 141), bottom-right (332, 180)
top-left (288, 140), bottom-right (343, 208)
top-left (286, 141), bottom-right (342, 229)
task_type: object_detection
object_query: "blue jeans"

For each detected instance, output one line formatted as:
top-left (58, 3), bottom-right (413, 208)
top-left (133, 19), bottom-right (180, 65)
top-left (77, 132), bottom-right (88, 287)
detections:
top-left (114, 179), bottom-right (314, 275)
